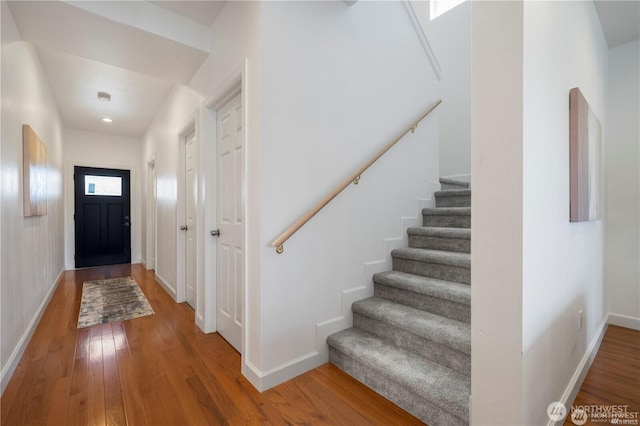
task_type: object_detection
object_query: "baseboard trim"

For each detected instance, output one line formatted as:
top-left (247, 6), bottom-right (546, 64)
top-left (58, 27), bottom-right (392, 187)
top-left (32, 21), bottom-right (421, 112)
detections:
top-left (608, 313), bottom-right (640, 330)
top-left (1, 268), bottom-right (64, 394)
top-left (195, 313), bottom-right (205, 331)
top-left (243, 350), bottom-right (323, 392)
top-left (547, 314), bottom-right (609, 426)
top-left (154, 272), bottom-right (176, 301)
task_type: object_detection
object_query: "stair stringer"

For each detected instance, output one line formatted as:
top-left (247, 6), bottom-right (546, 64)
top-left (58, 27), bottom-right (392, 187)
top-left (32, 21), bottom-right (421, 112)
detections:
top-left (314, 181), bottom-right (439, 362)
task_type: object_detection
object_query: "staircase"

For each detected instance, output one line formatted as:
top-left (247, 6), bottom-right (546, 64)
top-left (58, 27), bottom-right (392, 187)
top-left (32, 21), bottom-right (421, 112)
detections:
top-left (327, 178), bottom-right (471, 426)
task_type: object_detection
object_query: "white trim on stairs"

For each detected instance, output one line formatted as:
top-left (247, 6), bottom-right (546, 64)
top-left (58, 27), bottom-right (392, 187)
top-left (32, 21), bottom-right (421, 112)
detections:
top-left (402, 0), bottom-right (442, 81)
top-left (240, 182), bottom-right (438, 392)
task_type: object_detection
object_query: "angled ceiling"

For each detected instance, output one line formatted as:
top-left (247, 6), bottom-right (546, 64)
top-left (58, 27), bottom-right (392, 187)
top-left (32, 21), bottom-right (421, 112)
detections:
top-left (3, 0), bottom-right (637, 138)
top-left (6, 1), bottom-right (223, 138)
top-left (150, 1), bottom-right (225, 26)
top-left (36, 46), bottom-right (173, 137)
top-left (594, 0), bottom-right (640, 48)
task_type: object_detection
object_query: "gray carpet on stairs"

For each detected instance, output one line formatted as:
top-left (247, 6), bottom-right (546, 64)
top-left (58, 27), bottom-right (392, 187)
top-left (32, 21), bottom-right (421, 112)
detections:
top-left (435, 189), bottom-right (471, 208)
top-left (353, 297), bottom-right (470, 375)
top-left (328, 329), bottom-right (470, 424)
top-left (374, 271), bottom-right (470, 323)
top-left (327, 180), bottom-right (472, 426)
top-left (408, 226), bottom-right (471, 253)
top-left (439, 178), bottom-right (470, 191)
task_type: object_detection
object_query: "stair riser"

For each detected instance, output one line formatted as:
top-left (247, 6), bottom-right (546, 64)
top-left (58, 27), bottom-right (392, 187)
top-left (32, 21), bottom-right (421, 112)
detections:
top-left (441, 183), bottom-right (468, 191)
top-left (354, 314), bottom-right (470, 376)
top-left (374, 283), bottom-right (470, 324)
top-left (329, 348), bottom-right (468, 426)
top-left (409, 235), bottom-right (470, 253)
top-left (436, 195), bottom-right (471, 208)
top-left (393, 258), bottom-right (470, 284)
top-left (423, 214), bottom-right (471, 228)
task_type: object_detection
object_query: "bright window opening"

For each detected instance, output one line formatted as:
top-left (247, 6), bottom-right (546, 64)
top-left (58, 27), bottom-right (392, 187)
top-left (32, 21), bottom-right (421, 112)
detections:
top-left (430, 0), bottom-right (466, 20)
top-left (85, 175), bottom-right (122, 196)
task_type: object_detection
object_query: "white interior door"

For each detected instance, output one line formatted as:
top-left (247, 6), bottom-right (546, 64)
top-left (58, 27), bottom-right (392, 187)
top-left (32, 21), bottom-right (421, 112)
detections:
top-left (185, 130), bottom-right (197, 309)
top-left (216, 93), bottom-right (244, 352)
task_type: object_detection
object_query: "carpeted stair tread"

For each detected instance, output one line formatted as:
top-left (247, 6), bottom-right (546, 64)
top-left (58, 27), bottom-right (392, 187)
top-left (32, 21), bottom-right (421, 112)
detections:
top-left (392, 248), bottom-right (470, 269)
top-left (353, 297), bottom-right (470, 354)
top-left (373, 270), bottom-right (470, 305)
top-left (439, 178), bottom-right (470, 187)
top-left (408, 227), bottom-right (470, 239)
top-left (423, 207), bottom-right (471, 216)
top-left (327, 328), bottom-right (470, 421)
top-left (434, 189), bottom-right (471, 198)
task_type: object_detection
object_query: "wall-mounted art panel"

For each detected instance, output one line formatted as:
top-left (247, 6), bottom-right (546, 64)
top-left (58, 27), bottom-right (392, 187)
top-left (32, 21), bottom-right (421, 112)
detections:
top-left (23, 124), bottom-right (47, 217)
top-left (569, 87), bottom-right (601, 222)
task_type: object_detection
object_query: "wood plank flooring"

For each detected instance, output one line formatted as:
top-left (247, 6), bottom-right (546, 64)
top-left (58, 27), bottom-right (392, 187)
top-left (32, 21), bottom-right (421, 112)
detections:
top-left (563, 325), bottom-right (640, 426)
top-left (1, 264), bottom-right (423, 425)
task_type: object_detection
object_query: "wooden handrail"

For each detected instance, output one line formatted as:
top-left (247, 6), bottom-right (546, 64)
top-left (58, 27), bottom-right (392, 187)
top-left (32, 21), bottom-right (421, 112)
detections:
top-left (271, 99), bottom-right (442, 254)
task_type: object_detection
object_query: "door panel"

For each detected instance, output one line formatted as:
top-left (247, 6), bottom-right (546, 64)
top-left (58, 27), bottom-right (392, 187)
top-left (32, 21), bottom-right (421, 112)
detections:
top-left (74, 166), bottom-right (131, 268)
top-left (185, 130), bottom-right (197, 309)
top-left (216, 93), bottom-right (244, 353)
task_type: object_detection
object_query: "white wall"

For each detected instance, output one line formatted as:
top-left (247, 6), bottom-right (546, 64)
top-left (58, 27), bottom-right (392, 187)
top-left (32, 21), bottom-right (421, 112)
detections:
top-left (471, 2), bottom-right (609, 424)
top-left (605, 39), bottom-right (640, 328)
top-left (1, 2), bottom-right (65, 392)
top-left (414, 0), bottom-right (472, 179)
top-left (256, 0), bottom-right (440, 388)
top-left (140, 85), bottom-right (203, 297)
top-left (188, 0), bottom-right (262, 346)
top-left (63, 128), bottom-right (143, 269)
top-left (470, 2), bottom-right (525, 423)
top-left (522, 2), bottom-right (608, 425)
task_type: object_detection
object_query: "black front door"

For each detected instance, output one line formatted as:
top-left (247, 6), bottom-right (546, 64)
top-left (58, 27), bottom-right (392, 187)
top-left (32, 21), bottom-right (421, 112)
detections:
top-left (74, 166), bottom-right (131, 268)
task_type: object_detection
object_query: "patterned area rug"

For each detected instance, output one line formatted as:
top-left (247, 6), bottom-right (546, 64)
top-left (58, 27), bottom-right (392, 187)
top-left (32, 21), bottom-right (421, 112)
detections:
top-left (78, 277), bottom-right (154, 328)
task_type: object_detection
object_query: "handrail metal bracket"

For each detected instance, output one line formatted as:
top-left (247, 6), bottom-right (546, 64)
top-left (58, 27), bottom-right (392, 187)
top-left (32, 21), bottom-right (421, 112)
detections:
top-left (353, 175), bottom-right (361, 185)
top-left (276, 245), bottom-right (284, 254)
top-left (411, 125), bottom-right (417, 134)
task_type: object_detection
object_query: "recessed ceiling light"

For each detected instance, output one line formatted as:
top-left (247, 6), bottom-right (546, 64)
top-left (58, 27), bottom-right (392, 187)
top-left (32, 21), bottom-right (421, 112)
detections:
top-left (97, 91), bottom-right (111, 102)
top-left (102, 117), bottom-right (113, 123)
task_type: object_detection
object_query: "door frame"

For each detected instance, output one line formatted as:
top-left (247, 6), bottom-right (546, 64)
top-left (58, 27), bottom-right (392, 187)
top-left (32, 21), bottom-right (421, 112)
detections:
top-left (201, 59), bottom-right (249, 339)
top-left (146, 157), bottom-right (157, 271)
top-left (176, 116), bottom-right (198, 306)
top-left (64, 159), bottom-right (138, 270)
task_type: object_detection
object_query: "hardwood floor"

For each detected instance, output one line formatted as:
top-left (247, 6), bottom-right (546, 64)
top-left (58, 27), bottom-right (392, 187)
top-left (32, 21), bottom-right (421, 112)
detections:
top-left (563, 325), bottom-right (640, 426)
top-left (1, 264), bottom-right (423, 426)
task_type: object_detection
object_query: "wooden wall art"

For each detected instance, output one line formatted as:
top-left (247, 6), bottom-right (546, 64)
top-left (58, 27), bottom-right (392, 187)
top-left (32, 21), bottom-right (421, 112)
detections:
top-left (569, 87), bottom-right (601, 222)
top-left (23, 124), bottom-right (47, 217)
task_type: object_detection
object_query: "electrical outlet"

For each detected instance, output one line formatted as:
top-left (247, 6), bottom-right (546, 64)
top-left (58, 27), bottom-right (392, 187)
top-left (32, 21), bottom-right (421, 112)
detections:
top-left (578, 310), bottom-right (583, 331)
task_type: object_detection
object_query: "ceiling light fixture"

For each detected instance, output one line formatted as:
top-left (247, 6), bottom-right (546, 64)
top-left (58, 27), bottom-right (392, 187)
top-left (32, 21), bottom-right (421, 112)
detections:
top-left (102, 117), bottom-right (113, 123)
top-left (97, 91), bottom-right (111, 102)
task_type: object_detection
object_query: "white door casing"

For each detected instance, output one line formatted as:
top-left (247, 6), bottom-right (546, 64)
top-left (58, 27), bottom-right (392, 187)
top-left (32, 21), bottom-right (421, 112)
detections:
top-left (185, 130), bottom-right (197, 309)
top-left (216, 93), bottom-right (244, 352)
top-left (149, 159), bottom-right (157, 270)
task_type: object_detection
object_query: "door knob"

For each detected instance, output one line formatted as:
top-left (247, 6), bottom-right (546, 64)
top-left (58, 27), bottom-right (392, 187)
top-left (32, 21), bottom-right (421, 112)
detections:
top-left (180, 225), bottom-right (188, 231)
top-left (210, 229), bottom-right (220, 237)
